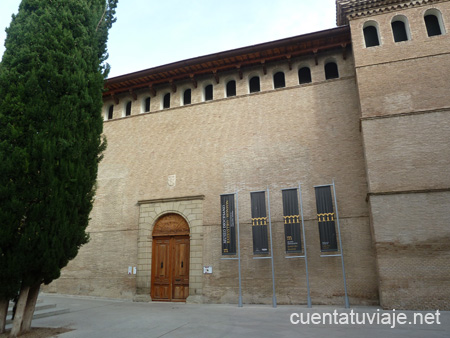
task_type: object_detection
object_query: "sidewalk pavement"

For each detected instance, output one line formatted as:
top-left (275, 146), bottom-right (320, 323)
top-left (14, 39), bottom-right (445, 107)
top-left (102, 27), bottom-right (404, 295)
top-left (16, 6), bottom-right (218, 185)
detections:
top-left (27, 294), bottom-right (449, 338)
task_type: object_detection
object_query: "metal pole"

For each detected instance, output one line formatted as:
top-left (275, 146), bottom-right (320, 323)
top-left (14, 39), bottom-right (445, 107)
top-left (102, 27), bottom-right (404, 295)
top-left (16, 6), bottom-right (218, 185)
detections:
top-left (332, 180), bottom-right (350, 309)
top-left (267, 188), bottom-right (277, 308)
top-left (298, 183), bottom-right (312, 308)
top-left (236, 191), bottom-right (243, 307)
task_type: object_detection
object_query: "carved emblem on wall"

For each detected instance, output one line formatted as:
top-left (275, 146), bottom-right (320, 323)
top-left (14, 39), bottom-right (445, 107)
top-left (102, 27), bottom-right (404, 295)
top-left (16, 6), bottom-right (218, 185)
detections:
top-left (168, 174), bottom-right (176, 187)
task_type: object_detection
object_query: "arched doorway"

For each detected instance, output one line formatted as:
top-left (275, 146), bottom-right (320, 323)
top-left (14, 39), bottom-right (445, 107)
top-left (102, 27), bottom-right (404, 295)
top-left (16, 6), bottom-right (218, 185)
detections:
top-left (151, 213), bottom-right (190, 302)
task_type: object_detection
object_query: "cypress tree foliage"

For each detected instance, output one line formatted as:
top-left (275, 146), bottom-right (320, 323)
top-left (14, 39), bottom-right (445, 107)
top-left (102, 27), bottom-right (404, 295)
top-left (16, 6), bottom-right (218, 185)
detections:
top-left (0, 0), bottom-right (118, 335)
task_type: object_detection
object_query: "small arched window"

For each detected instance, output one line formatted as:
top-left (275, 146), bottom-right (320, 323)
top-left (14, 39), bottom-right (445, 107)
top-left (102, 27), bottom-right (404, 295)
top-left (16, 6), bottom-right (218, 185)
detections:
top-left (392, 16), bottom-right (410, 42)
top-left (144, 97), bottom-right (151, 113)
top-left (325, 62), bottom-right (339, 80)
top-left (298, 67), bottom-right (312, 84)
top-left (163, 93), bottom-right (170, 109)
top-left (204, 84), bottom-right (213, 101)
top-left (424, 9), bottom-right (444, 37)
top-left (183, 89), bottom-right (191, 105)
top-left (108, 105), bottom-right (114, 120)
top-left (249, 76), bottom-right (260, 93)
top-left (273, 72), bottom-right (285, 89)
top-left (226, 80), bottom-right (236, 97)
top-left (363, 22), bottom-right (380, 47)
top-left (125, 101), bottom-right (132, 116)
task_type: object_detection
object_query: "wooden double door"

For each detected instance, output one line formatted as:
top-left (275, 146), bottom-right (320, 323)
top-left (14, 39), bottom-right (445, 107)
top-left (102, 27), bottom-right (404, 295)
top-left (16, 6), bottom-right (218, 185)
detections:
top-left (151, 235), bottom-right (190, 301)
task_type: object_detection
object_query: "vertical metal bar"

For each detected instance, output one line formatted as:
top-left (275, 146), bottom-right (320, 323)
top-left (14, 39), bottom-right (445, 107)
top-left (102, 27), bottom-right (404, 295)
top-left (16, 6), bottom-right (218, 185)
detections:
top-left (298, 183), bottom-right (312, 308)
top-left (236, 191), bottom-right (243, 307)
top-left (332, 180), bottom-right (350, 309)
top-left (267, 188), bottom-right (277, 308)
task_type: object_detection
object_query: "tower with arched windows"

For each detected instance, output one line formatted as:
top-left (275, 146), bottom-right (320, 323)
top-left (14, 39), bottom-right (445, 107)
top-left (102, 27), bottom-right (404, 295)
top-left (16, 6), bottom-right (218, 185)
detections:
top-left (337, 0), bottom-right (450, 310)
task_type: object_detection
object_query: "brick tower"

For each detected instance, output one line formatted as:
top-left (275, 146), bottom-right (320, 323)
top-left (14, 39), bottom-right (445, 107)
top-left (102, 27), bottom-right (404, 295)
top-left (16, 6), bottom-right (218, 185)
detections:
top-left (337, 0), bottom-right (450, 309)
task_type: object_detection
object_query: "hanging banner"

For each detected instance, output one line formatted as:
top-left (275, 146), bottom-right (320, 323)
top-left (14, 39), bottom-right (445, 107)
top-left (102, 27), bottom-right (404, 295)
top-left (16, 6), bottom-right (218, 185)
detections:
top-left (314, 186), bottom-right (338, 252)
top-left (221, 194), bottom-right (236, 255)
top-left (250, 191), bottom-right (269, 255)
top-left (282, 189), bottom-right (302, 253)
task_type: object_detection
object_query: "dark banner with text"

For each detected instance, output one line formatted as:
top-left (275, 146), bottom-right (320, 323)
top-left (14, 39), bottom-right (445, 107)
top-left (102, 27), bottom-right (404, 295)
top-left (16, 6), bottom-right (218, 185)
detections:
top-left (314, 186), bottom-right (338, 252)
top-left (251, 191), bottom-right (269, 255)
top-left (282, 189), bottom-right (302, 253)
top-left (221, 194), bottom-right (236, 255)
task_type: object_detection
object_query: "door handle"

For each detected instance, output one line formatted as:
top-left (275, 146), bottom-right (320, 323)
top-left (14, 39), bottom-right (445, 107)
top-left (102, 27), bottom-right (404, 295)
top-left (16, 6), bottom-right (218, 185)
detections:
top-left (161, 262), bottom-right (163, 269)
top-left (181, 261), bottom-right (183, 268)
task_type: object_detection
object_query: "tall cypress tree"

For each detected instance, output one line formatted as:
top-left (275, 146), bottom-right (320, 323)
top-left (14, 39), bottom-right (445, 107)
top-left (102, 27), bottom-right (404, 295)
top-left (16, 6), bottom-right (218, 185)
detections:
top-left (0, 0), bottom-right (118, 335)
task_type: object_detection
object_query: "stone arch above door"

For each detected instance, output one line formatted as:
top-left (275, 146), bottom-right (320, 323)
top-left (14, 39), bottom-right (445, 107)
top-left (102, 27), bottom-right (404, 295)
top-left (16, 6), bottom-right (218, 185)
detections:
top-left (135, 195), bottom-right (204, 303)
top-left (153, 213), bottom-right (190, 237)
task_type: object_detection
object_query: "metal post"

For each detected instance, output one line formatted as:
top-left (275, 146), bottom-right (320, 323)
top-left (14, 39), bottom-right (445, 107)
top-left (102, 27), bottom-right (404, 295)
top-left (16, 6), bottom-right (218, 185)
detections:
top-left (236, 191), bottom-right (243, 307)
top-left (267, 188), bottom-right (277, 308)
top-left (298, 184), bottom-right (312, 308)
top-left (332, 180), bottom-right (350, 309)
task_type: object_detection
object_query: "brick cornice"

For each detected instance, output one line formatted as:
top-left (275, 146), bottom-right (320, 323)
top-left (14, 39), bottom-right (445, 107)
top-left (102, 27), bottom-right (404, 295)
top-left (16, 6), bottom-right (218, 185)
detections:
top-left (367, 187), bottom-right (450, 199)
top-left (360, 106), bottom-right (450, 121)
top-left (336, 0), bottom-right (448, 25)
top-left (137, 195), bottom-right (205, 205)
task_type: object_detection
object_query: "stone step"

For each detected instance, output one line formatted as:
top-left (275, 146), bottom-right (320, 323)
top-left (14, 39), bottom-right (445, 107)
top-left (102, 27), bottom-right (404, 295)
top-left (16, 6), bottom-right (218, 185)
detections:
top-left (7, 302), bottom-right (54, 316)
top-left (5, 301), bottom-right (69, 325)
top-left (27, 306), bottom-right (70, 321)
top-left (7, 299), bottom-right (42, 311)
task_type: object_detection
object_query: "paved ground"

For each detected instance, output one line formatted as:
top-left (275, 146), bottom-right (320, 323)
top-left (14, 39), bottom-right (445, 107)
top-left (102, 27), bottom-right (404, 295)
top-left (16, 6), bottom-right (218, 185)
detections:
top-left (24, 294), bottom-right (450, 338)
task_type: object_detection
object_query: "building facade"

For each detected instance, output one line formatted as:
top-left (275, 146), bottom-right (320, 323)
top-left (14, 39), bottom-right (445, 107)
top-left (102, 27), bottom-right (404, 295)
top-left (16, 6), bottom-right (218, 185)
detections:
top-left (45, 0), bottom-right (450, 310)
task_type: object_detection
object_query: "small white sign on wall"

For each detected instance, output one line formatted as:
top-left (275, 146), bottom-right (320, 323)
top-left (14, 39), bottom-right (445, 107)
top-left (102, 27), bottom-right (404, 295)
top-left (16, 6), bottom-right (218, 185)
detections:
top-left (203, 266), bottom-right (212, 274)
top-left (128, 266), bottom-right (132, 275)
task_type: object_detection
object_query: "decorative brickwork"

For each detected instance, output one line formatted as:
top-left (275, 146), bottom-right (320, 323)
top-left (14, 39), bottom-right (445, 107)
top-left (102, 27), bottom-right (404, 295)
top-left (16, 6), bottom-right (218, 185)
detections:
top-left (336, 0), bottom-right (447, 25)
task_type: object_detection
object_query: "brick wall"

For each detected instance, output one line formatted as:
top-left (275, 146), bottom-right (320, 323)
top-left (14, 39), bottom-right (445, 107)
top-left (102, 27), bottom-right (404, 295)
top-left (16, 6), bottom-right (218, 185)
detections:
top-left (45, 50), bottom-right (379, 306)
top-left (43, 0), bottom-right (450, 310)
top-left (349, 1), bottom-right (450, 309)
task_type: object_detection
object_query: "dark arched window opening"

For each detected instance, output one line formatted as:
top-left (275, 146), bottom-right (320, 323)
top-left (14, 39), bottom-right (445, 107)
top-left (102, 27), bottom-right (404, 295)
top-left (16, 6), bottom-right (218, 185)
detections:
top-left (183, 89), bottom-right (191, 105)
top-left (392, 20), bottom-right (408, 42)
top-left (204, 84), bottom-right (213, 101)
top-left (273, 72), bottom-right (285, 89)
top-left (163, 93), bottom-right (170, 109)
top-left (298, 67), bottom-right (312, 84)
top-left (363, 25), bottom-right (380, 47)
top-left (108, 105), bottom-right (114, 120)
top-left (249, 76), bottom-right (260, 93)
top-left (226, 80), bottom-right (236, 97)
top-left (125, 101), bottom-right (132, 116)
top-left (425, 15), bottom-right (442, 36)
top-left (144, 97), bottom-right (151, 112)
top-left (325, 62), bottom-right (339, 80)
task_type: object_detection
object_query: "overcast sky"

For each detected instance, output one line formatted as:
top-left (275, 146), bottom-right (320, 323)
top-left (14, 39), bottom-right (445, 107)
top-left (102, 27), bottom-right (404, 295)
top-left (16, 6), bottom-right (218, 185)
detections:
top-left (0, 1), bottom-right (337, 78)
